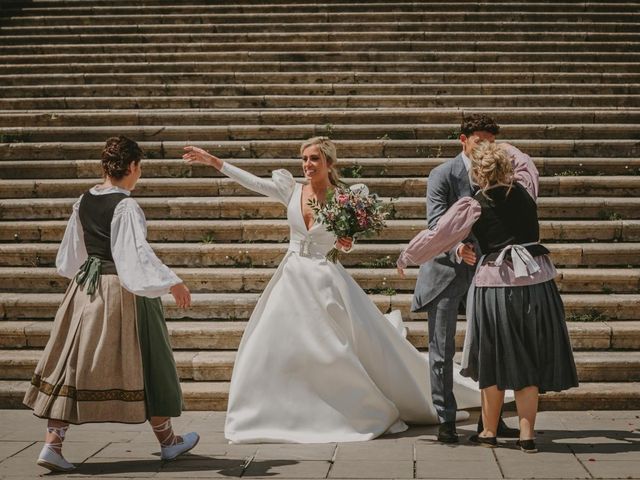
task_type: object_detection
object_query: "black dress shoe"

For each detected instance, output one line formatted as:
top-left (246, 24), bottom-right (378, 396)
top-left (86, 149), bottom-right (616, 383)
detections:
top-left (469, 434), bottom-right (497, 448)
top-left (477, 416), bottom-right (520, 438)
top-left (437, 421), bottom-right (459, 443)
top-left (516, 439), bottom-right (538, 453)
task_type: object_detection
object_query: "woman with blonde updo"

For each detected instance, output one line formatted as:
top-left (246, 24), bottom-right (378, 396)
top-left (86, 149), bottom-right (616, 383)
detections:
top-left (398, 141), bottom-right (578, 453)
top-left (182, 137), bottom-right (480, 444)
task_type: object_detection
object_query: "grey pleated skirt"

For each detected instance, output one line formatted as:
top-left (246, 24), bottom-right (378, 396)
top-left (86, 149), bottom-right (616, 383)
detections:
top-left (461, 279), bottom-right (579, 393)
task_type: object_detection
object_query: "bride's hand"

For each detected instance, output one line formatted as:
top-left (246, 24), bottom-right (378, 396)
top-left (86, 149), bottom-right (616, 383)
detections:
top-left (336, 237), bottom-right (353, 252)
top-left (183, 146), bottom-right (224, 170)
top-left (397, 267), bottom-right (405, 278)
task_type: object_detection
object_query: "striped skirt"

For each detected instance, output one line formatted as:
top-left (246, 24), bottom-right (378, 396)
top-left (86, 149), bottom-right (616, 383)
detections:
top-left (23, 268), bottom-right (182, 424)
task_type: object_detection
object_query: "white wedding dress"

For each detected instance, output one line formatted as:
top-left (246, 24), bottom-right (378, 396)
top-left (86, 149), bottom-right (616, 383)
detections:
top-left (221, 163), bottom-right (480, 444)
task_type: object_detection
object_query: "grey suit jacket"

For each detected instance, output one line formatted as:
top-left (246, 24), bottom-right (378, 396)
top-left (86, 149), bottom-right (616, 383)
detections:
top-left (411, 153), bottom-right (477, 312)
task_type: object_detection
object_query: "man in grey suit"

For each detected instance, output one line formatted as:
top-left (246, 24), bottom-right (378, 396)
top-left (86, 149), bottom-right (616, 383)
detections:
top-left (413, 114), bottom-right (518, 442)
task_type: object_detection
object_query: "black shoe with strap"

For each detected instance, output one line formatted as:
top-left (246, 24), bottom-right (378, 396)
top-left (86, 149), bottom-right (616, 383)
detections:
top-left (477, 416), bottom-right (520, 438)
top-left (516, 439), bottom-right (538, 453)
top-left (469, 434), bottom-right (497, 448)
top-left (437, 421), bottom-right (459, 444)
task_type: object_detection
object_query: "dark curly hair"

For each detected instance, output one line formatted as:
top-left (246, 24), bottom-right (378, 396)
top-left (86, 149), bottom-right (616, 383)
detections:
top-left (101, 136), bottom-right (144, 179)
top-left (460, 114), bottom-right (500, 137)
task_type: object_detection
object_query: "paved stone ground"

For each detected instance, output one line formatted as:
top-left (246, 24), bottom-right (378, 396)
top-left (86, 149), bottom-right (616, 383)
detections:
top-left (0, 410), bottom-right (638, 479)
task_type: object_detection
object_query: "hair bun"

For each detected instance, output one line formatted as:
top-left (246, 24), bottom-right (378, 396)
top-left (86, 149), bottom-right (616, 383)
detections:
top-left (100, 136), bottom-right (144, 180)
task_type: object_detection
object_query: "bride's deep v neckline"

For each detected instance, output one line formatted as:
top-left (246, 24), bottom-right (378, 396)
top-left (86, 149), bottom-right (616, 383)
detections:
top-left (298, 183), bottom-right (319, 233)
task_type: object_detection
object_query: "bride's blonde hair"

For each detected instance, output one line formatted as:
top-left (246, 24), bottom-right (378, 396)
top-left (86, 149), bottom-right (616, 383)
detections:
top-left (470, 141), bottom-right (514, 195)
top-left (300, 136), bottom-right (342, 187)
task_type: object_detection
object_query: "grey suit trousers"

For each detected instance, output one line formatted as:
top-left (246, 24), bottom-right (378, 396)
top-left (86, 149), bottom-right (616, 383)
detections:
top-left (425, 279), bottom-right (469, 424)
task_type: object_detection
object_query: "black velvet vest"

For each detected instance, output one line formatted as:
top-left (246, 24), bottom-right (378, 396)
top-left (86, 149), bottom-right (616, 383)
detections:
top-left (78, 190), bottom-right (128, 273)
top-left (471, 183), bottom-right (549, 259)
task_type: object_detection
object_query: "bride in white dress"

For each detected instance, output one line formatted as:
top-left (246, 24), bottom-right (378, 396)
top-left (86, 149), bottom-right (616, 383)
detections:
top-left (183, 137), bottom-right (479, 444)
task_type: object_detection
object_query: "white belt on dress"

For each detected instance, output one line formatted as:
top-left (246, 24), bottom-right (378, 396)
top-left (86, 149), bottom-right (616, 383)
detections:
top-left (288, 238), bottom-right (332, 258)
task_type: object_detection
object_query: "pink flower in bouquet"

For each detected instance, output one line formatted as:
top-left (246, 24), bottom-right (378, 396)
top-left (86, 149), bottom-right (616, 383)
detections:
top-left (337, 193), bottom-right (349, 205)
top-left (356, 209), bottom-right (368, 227)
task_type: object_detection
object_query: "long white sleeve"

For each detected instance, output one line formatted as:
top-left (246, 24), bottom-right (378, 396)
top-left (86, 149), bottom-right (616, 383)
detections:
top-left (220, 162), bottom-right (295, 205)
top-left (111, 198), bottom-right (182, 298)
top-left (55, 196), bottom-right (88, 279)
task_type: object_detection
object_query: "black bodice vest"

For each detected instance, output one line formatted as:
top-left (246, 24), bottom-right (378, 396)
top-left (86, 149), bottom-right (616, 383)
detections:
top-left (78, 190), bottom-right (128, 273)
top-left (471, 183), bottom-right (548, 259)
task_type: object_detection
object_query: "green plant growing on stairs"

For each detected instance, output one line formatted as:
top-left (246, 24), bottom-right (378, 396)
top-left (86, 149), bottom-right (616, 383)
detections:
top-left (0, 133), bottom-right (31, 143)
top-left (361, 256), bottom-right (395, 268)
top-left (384, 287), bottom-right (397, 314)
top-left (226, 252), bottom-right (254, 268)
top-left (553, 168), bottom-right (586, 177)
top-left (341, 164), bottom-right (363, 178)
top-left (598, 210), bottom-right (623, 221)
top-left (566, 309), bottom-right (606, 322)
top-left (447, 130), bottom-right (459, 140)
top-left (201, 232), bottom-right (216, 244)
top-left (324, 123), bottom-right (335, 138)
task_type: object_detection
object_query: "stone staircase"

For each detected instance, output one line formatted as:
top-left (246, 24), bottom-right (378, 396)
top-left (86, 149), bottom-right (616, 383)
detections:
top-left (0, 0), bottom-right (639, 411)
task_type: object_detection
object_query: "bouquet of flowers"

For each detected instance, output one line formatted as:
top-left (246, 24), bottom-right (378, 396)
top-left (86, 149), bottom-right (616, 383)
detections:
top-left (308, 184), bottom-right (391, 263)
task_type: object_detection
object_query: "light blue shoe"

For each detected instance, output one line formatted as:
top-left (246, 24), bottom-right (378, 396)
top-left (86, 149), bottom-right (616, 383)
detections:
top-left (37, 444), bottom-right (76, 472)
top-left (160, 432), bottom-right (200, 461)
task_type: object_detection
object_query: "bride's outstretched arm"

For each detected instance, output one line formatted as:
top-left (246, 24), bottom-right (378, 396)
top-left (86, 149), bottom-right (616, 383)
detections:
top-left (397, 197), bottom-right (481, 274)
top-left (183, 146), bottom-right (290, 203)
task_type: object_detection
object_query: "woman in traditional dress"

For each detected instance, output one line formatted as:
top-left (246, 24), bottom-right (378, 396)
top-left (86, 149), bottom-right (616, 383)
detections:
top-left (182, 137), bottom-right (480, 444)
top-left (23, 136), bottom-right (200, 472)
top-left (397, 142), bottom-right (579, 453)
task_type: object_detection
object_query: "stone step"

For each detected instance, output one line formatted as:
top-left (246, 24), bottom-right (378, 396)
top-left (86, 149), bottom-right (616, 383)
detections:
top-left (1, 108), bottom-right (638, 127)
top-left (1, 157), bottom-right (638, 179)
top-left (0, 379), bottom-right (637, 410)
top-left (2, 94), bottom-right (639, 110)
top-left (0, 318), bottom-right (636, 351)
top-left (5, 52), bottom-right (640, 65)
top-left (1, 349), bottom-right (638, 383)
top-left (0, 292), bottom-right (638, 321)
top-left (1, 124), bottom-right (638, 143)
top-left (3, 72), bottom-right (640, 88)
top-left (3, 219), bottom-right (640, 243)
top-left (1, 267), bottom-right (637, 294)
top-left (3, 176), bottom-right (640, 199)
top-left (2, 61), bottom-right (639, 75)
top-left (3, 31), bottom-right (639, 47)
top-left (1, 196), bottom-right (639, 221)
top-left (3, 40), bottom-right (640, 55)
top-left (538, 382), bottom-right (640, 410)
top-left (0, 140), bottom-right (637, 161)
top-left (2, 242), bottom-right (639, 270)
top-left (3, 20), bottom-right (639, 36)
top-left (1, 0), bottom-right (634, 6)
top-left (4, 83), bottom-right (640, 98)
top-left (3, 12), bottom-right (639, 27)
top-left (6, 2), bottom-right (640, 16)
